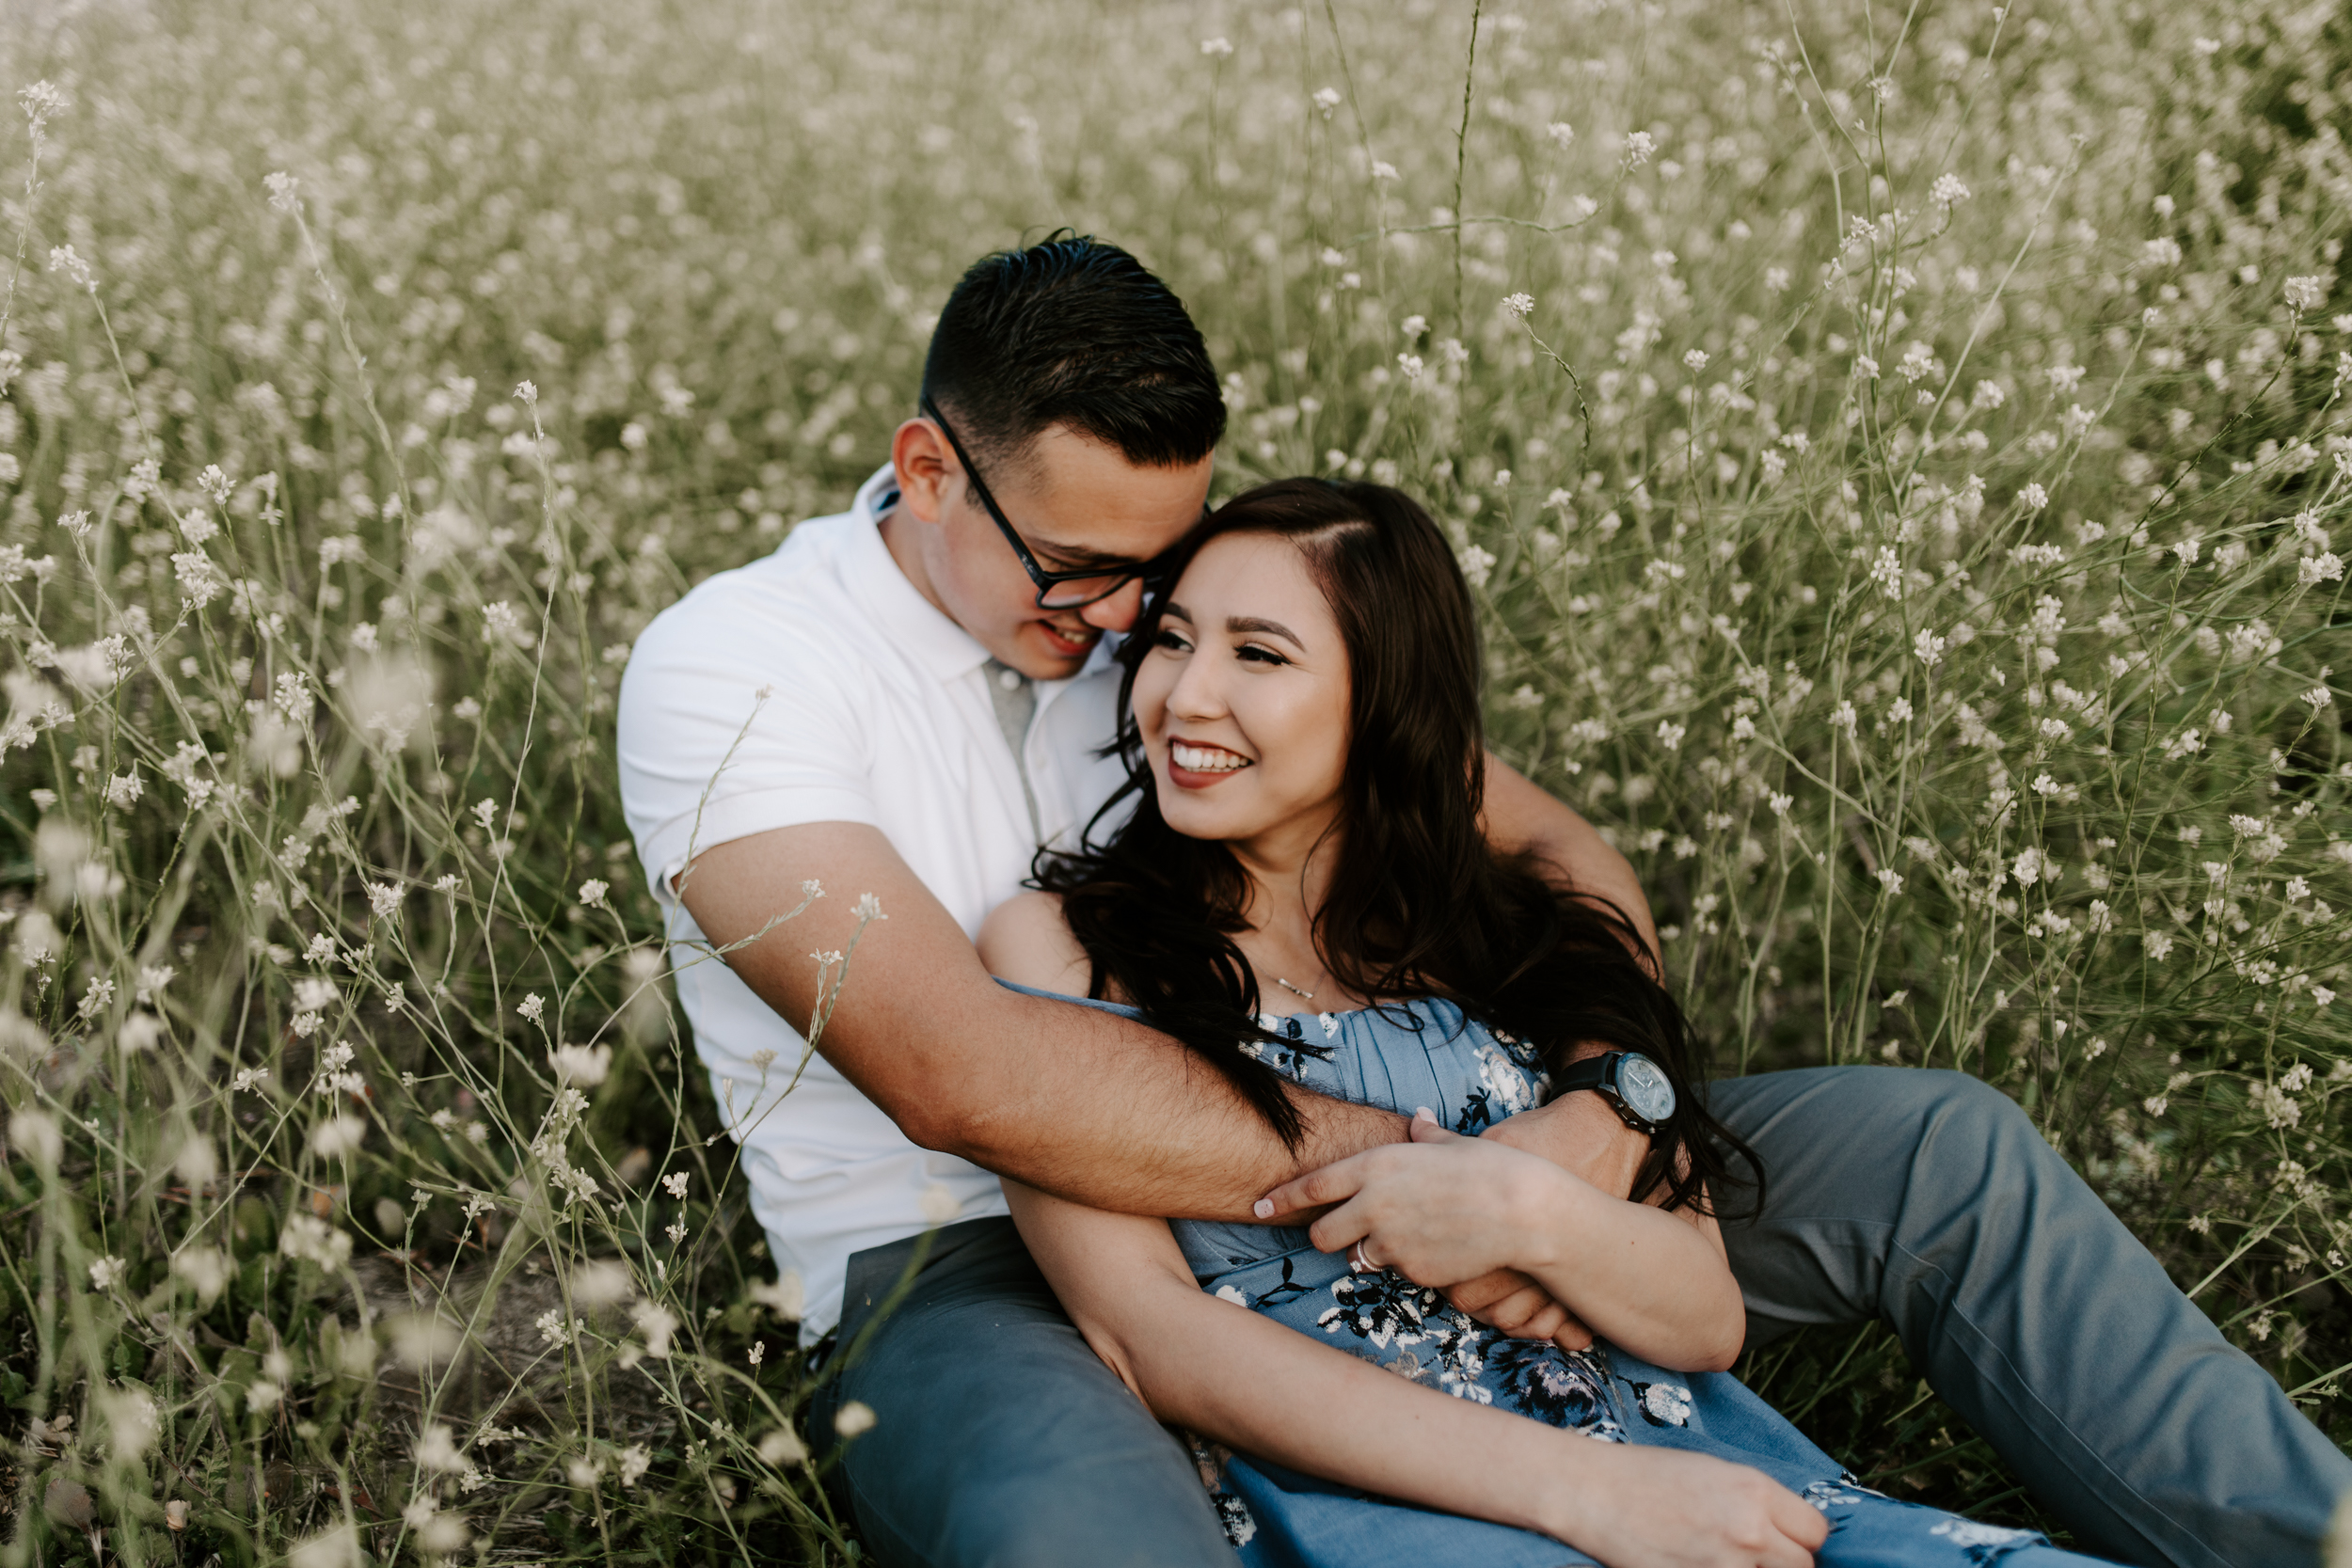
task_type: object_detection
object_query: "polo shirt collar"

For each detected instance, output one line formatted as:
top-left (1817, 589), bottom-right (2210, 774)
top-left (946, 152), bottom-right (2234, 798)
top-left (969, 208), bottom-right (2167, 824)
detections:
top-left (839, 464), bottom-right (993, 685)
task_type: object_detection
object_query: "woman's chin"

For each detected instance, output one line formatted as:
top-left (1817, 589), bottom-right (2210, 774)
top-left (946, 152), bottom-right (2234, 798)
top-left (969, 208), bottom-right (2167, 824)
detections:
top-left (1155, 789), bottom-right (1260, 844)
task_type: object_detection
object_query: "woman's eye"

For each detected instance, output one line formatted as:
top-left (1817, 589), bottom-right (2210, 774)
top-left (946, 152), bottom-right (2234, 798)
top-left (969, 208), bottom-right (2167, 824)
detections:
top-left (1237, 643), bottom-right (1287, 666)
top-left (1152, 628), bottom-right (1192, 652)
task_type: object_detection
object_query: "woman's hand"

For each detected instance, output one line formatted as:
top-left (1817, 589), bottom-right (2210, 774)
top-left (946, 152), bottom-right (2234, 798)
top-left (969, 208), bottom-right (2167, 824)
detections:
top-left (1554, 1446), bottom-right (1827, 1568)
top-left (1263, 1109), bottom-right (1747, 1370)
top-left (1256, 1111), bottom-right (1580, 1288)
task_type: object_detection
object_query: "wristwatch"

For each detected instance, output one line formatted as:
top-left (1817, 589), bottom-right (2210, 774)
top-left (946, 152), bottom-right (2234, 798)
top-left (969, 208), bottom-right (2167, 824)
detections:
top-left (1552, 1051), bottom-right (1677, 1135)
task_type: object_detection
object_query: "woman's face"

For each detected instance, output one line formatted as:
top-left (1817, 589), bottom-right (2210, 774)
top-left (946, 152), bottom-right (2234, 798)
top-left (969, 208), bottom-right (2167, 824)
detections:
top-left (1133, 531), bottom-right (1351, 851)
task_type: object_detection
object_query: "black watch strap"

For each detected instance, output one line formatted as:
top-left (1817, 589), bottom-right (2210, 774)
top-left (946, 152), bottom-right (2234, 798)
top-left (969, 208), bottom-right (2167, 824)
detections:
top-left (1550, 1052), bottom-right (1620, 1099)
top-left (1552, 1051), bottom-right (1664, 1135)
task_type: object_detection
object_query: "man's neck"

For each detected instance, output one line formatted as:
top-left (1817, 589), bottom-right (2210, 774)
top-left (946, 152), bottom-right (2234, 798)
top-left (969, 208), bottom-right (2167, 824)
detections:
top-left (876, 497), bottom-right (953, 621)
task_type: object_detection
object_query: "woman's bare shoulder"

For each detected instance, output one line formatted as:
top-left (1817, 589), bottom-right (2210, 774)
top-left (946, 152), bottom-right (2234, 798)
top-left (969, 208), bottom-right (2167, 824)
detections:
top-left (976, 889), bottom-right (1093, 994)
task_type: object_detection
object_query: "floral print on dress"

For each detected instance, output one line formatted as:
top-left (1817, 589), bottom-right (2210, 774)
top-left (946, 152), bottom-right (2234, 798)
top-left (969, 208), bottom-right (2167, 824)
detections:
top-left (1143, 995), bottom-right (2119, 1567)
top-left (1185, 1432), bottom-right (1259, 1549)
top-left (1630, 1379), bottom-right (1694, 1427)
top-left (1314, 1275), bottom-right (1499, 1403)
top-left (1243, 1012), bottom-right (1331, 1080)
top-left (1486, 1338), bottom-right (1624, 1437)
top-left (1930, 1517), bottom-right (2046, 1563)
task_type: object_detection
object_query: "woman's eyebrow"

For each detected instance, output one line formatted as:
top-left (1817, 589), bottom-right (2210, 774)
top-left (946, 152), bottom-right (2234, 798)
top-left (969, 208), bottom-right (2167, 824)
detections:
top-left (1161, 600), bottom-right (1195, 622)
top-left (1227, 614), bottom-right (1304, 648)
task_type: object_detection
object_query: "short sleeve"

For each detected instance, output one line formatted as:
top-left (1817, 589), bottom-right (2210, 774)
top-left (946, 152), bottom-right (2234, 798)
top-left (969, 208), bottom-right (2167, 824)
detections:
top-left (616, 584), bottom-right (876, 903)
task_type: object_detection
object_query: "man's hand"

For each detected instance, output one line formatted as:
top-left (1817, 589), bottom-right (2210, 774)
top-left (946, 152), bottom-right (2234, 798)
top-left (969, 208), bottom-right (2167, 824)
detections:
top-left (1482, 1089), bottom-right (1649, 1201)
top-left (1443, 1092), bottom-right (1652, 1351)
top-left (1444, 1267), bottom-right (1587, 1348)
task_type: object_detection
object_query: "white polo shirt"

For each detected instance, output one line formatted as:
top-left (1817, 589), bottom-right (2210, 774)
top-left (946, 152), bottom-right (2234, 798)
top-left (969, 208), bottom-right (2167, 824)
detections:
top-left (616, 464), bottom-right (1130, 1340)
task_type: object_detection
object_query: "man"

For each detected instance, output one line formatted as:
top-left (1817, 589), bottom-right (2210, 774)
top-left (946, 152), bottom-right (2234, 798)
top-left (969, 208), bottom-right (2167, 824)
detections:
top-left (618, 235), bottom-right (2346, 1568)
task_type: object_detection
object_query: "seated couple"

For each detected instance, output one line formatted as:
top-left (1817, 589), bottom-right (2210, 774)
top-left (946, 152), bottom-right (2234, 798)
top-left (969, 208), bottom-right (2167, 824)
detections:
top-left (616, 236), bottom-right (2345, 1567)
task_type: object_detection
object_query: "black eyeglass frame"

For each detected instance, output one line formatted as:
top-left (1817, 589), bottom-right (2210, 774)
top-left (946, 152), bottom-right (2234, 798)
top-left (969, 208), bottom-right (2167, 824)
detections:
top-left (918, 394), bottom-right (1197, 610)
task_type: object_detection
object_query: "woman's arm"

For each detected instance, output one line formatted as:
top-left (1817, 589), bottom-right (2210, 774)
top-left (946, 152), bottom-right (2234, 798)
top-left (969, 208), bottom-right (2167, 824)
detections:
top-left (976, 888), bottom-right (1097, 996)
top-left (977, 888), bottom-right (1596, 1353)
top-left (1006, 1182), bottom-right (1821, 1564)
top-left (1259, 1117), bottom-right (1746, 1372)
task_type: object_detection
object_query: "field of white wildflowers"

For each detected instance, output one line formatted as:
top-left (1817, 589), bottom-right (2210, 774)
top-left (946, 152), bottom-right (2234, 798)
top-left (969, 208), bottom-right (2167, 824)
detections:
top-left (0, 0), bottom-right (2344, 1560)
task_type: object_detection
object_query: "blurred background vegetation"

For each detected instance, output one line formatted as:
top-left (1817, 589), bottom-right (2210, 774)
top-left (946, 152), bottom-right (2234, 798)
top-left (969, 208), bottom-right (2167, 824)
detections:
top-left (0, 0), bottom-right (2345, 1560)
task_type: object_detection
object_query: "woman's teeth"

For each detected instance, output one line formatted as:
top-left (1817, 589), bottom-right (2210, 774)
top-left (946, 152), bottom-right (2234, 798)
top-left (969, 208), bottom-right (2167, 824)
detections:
top-left (1171, 742), bottom-right (1251, 773)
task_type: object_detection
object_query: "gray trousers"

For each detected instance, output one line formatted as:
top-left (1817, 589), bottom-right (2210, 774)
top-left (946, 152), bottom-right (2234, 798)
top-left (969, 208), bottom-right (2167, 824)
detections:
top-left (809, 1067), bottom-right (2350, 1568)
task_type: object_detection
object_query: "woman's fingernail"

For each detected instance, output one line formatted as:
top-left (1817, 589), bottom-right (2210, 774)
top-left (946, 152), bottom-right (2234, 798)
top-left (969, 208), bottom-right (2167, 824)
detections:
top-left (1413, 1106), bottom-right (1438, 1124)
top-left (1252, 1197), bottom-right (1276, 1219)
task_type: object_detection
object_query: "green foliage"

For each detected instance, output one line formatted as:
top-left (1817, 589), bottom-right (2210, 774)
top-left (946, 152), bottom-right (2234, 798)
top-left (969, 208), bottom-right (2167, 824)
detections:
top-left (0, 0), bottom-right (2344, 1560)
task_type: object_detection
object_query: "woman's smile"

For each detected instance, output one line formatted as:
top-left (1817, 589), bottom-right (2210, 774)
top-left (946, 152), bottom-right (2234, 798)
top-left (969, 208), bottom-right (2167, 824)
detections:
top-left (1168, 738), bottom-right (1255, 784)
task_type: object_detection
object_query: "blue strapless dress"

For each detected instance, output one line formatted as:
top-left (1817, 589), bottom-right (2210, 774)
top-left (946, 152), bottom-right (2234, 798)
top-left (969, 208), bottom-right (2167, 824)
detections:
top-left (1006, 983), bottom-right (2117, 1568)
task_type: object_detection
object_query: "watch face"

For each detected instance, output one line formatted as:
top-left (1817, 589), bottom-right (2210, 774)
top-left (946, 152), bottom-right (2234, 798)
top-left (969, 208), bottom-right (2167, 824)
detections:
top-left (1617, 1054), bottom-right (1677, 1124)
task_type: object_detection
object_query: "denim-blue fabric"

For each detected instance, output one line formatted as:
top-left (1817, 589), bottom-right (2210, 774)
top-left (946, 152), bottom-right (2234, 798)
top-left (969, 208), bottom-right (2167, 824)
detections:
top-left (810, 1215), bottom-right (1241, 1568)
top-left (1129, 993), bottom-right (2125, 1567)
top-left (805, 983), bottom-right (2350, 1567)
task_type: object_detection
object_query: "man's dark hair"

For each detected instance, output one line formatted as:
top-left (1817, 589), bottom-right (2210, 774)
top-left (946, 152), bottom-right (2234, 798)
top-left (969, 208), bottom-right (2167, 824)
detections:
top-left (922, 232), bottom-right (1225, 472)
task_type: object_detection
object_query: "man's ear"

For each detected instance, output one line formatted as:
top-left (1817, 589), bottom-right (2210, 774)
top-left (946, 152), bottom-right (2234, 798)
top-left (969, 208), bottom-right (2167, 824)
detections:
top-left (890, 417), bottom-right (955, 526)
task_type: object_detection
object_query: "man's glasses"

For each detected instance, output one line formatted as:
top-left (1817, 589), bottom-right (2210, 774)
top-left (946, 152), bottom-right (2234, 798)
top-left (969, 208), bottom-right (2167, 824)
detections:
top-left (919, 394), bottom-right (1185, 611)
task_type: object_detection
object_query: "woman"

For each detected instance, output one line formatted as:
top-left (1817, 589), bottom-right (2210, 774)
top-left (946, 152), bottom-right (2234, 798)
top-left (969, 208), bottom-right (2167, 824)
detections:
top-left (977, 479), bottom-right (2113, 1567)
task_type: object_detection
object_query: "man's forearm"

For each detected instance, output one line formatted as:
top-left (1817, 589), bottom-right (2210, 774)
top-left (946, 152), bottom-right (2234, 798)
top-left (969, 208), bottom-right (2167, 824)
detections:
top-left (680, 820), bottom-right (1403, 1220)
top-left (932, 990), bottom-right (1408, 1215)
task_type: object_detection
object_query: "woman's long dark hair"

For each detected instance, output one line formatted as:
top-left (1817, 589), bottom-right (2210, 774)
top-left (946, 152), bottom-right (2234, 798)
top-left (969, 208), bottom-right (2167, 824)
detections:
top-left (1033, 478), bottom-right (1760, 1214)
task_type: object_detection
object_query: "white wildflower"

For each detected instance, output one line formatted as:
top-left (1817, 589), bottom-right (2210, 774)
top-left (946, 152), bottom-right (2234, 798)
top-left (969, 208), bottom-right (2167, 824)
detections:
top-left (629, 1299), bottom-right (680, 1359)
top-left (171, 1246), bottom-right (230, 1302)
top-left (1868, 547), bottom-right (1903, 599)
top-left (310, 1116), bottom-right (367, 1158)
top-left (618, 1445), bottom-right (653, 1487)
top-left (757, 1425), bottom-right (806, 1465)
top-left (8, 1109), bottom-right (61, 1169)
top-left (549, 1041), bottom-right (612, 1086)
top-left (414, 1423), bottom-right (467, 1474)
top-left (279, 1212), bottom-right (354, 1269)
top-left (46, 245), bottom-right (95, 294)
top-left (171, 551), bottom-right (225, 607)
